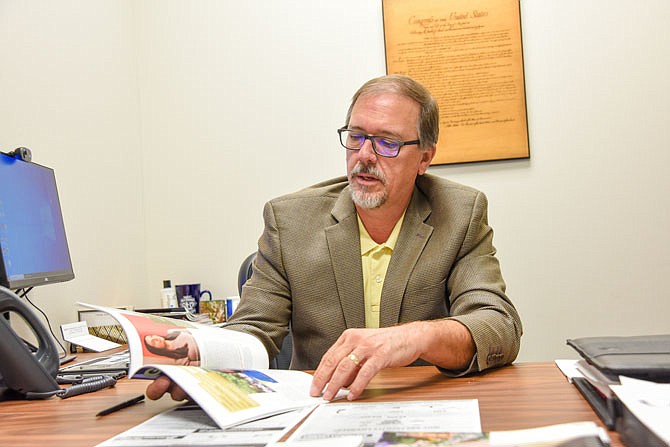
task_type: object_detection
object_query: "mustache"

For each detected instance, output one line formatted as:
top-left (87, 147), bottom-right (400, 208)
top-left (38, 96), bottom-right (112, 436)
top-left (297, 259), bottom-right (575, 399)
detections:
top-left (351, 163), bottom-right (386, 184)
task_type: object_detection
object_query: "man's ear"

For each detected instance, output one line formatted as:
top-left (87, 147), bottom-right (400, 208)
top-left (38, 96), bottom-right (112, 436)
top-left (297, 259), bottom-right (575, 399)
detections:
top-left (417, 145), bottom-right (436, 175)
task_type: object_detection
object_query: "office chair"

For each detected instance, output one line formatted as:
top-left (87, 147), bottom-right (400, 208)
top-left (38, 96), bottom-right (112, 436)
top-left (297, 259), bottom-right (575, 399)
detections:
top-left (237, 252), bottom-right (293, 369)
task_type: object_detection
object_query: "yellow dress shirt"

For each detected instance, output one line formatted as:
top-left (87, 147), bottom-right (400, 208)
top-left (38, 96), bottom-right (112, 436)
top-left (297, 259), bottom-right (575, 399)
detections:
top-left (358, 212), bottom-right (405, 328)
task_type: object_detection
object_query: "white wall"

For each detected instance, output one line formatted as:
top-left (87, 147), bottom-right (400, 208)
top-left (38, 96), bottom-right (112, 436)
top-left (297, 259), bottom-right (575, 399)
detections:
top-left (0, 1), bottom-right (148, 342)
top-left (1, 0), bottom-right (668, 362)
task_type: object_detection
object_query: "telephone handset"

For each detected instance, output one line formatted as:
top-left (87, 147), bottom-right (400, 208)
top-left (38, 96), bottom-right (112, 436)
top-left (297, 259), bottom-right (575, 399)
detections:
top-left (0, 285), bottom-right (61, 400)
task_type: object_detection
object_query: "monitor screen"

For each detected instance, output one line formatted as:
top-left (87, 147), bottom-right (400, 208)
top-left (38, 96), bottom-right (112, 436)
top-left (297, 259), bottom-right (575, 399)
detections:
top-left (0, 152), bottom-right (74, 289)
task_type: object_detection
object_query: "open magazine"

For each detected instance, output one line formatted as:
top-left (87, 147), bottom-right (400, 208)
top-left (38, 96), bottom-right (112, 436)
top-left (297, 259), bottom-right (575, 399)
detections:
top-left (78, 303), bottom-right (325, 429)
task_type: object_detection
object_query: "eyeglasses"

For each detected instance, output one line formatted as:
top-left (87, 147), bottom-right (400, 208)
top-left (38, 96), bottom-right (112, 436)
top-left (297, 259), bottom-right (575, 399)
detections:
top-left (337, 128), bottom-right (420, 158)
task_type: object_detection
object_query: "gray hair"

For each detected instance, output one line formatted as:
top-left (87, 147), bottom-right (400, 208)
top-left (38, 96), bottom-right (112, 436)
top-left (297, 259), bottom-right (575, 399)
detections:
top-left (344, 74), bottom-right (439, 149)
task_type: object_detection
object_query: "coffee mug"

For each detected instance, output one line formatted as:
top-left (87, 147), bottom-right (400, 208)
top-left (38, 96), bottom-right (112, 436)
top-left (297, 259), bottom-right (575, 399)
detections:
top-left (174, 283), bottom-right (212, 314)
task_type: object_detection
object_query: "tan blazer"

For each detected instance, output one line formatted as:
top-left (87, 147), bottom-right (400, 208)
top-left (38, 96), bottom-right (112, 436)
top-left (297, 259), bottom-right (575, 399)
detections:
top-left (226, 174), bottom-right (522, 373)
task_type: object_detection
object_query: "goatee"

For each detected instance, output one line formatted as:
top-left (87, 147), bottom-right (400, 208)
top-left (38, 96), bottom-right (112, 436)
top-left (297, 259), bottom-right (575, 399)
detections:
top-left (349, 163), bottom-right (387, 209)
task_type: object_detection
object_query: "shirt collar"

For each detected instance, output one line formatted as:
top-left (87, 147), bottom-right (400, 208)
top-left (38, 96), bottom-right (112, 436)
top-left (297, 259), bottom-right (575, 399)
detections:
top-left (358, 211), bottom-right (406, 256)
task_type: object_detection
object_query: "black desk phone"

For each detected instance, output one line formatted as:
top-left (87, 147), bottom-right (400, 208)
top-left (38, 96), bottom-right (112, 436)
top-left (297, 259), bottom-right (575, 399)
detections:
top-left (0, 286), bottom-right (119, 400)
top-left (0, 285), bottom-right (61, 399)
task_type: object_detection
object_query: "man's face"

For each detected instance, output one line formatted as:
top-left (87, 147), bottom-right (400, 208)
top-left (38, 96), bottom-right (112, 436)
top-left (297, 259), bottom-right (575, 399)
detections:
top-left (346, 93), bottom-right (435, 210)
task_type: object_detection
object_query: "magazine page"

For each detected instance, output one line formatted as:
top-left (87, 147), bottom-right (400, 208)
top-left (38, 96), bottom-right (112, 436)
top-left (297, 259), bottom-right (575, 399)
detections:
top-left (135, 366), bottom-right (324, 429)
top-left (78, 303), bottom-right (268, 375)
top-left (95, 403), bottom-right (315, 446)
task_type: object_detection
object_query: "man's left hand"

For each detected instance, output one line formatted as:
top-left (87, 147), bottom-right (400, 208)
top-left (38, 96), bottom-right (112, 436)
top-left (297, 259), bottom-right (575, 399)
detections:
top-left (309, 325), bottom-right (421, 401)
top-left (309, 319), bottom-right (475, 401)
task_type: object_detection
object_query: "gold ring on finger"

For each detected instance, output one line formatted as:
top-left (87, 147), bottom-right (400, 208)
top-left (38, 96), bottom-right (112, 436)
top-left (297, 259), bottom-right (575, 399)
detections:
top-left (347, 353), bottom-right (361, 367)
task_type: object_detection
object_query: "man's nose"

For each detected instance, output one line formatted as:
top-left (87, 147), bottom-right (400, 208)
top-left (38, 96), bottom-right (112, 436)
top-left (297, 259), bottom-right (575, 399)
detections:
top-left (358, 138), bottom-right (377, 163)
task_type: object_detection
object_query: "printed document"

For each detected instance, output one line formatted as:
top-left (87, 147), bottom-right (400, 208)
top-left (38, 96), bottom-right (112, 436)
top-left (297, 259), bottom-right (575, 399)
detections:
top-left (288, 399), bottom-right (481, 446)
top-left (97, 403), bottom-right (314, 447)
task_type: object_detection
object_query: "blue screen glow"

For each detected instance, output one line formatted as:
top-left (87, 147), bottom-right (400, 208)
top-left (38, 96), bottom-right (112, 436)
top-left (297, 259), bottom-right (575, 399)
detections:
top-left (0, 152), bottom-right (74, 288)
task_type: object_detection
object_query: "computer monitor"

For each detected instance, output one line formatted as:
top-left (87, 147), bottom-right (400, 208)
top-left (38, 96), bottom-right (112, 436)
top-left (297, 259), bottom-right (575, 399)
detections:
top-left (0, 152), bottom-right (74, 289)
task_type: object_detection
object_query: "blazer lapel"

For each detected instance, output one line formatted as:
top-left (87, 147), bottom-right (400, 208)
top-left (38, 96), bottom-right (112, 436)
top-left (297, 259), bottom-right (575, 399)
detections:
top-left (380, 187), bottom-right (433, 327)
top-left (325, 186), bottom-right (366, 328)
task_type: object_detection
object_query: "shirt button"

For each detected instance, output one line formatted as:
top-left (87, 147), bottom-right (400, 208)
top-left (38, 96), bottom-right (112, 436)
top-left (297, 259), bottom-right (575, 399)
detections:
top-left (375, 275), bottom-right (383, 283)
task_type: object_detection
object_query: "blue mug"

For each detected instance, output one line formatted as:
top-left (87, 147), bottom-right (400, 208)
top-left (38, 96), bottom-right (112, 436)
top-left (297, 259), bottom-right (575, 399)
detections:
top-left (174, 283), bottom-right (212, 314)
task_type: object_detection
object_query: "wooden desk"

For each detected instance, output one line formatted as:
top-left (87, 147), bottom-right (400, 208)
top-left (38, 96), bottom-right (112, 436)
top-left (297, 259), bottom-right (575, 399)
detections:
top-left (0, 362), bottom-right (623, 447)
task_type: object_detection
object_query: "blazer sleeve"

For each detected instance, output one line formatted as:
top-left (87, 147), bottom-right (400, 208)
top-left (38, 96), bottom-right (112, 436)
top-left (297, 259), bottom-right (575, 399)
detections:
top-left (442, 191), bottom-right (523, 375)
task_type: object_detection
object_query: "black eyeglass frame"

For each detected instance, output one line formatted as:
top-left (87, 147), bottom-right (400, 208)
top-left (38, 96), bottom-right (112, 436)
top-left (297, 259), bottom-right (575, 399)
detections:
top-left (337, 127), bottom-right (421, 158)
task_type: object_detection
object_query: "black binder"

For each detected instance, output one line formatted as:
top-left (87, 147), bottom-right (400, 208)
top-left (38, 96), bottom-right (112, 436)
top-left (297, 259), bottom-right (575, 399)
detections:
top-left (567, 334), bottom-right (670, 446)
top-left (571, 376), bottom-right (618, 430)
top-left (567, 335), bottom-right (670, 382)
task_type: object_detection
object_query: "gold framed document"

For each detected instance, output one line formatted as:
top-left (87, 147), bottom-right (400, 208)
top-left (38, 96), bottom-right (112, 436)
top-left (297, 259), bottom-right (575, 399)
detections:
top-left (383, 0), bottom-right (529, 165)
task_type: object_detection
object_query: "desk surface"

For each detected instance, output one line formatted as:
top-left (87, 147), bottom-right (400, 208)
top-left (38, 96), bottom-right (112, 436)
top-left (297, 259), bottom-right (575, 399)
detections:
top-left (0, 362), bottom-right (623, 447)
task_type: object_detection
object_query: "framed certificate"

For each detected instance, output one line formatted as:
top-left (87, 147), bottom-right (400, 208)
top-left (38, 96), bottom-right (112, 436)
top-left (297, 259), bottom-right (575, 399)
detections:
top-left (383, 0), bottom-right (529, 165)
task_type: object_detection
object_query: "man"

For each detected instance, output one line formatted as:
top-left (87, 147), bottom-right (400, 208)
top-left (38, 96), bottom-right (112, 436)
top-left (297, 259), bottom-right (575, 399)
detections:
top-left (147, 74), bottom-right (522, 402)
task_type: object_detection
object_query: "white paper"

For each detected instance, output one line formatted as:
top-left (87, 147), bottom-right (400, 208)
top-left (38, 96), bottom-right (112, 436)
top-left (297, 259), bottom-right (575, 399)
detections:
top-left (266, 436), bottom-right (364, 447)
top-left (61, 320), bottom-right (121, 352)
top-left (96, 404), bottom-right (314, 447)
top-left (489, 421), bottom-right (608, 445)
top-left (288, 399), bottom-right (481, 447)
top-left (611, 376), bottom-right (670, 444)
top-left (553, 359), bottom-right (581, 382)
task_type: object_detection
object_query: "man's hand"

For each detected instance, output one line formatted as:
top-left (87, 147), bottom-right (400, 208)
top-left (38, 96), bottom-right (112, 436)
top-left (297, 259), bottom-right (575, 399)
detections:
top-left (145, 375), bottom-right (190, 401)
top-left (309, 319), bottom-right (474, 401)
top-left (309, 325), bottom-right (421, 401)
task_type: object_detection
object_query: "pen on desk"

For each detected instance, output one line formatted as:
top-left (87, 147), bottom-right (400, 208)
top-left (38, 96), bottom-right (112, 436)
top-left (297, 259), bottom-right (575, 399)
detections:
top-left (96, 394), bottom-right (145, 417)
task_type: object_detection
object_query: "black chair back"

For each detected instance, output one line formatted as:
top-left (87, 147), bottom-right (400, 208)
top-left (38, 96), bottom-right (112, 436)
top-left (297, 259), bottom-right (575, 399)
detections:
top-left (237, 252), bottom-right (292, 369)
